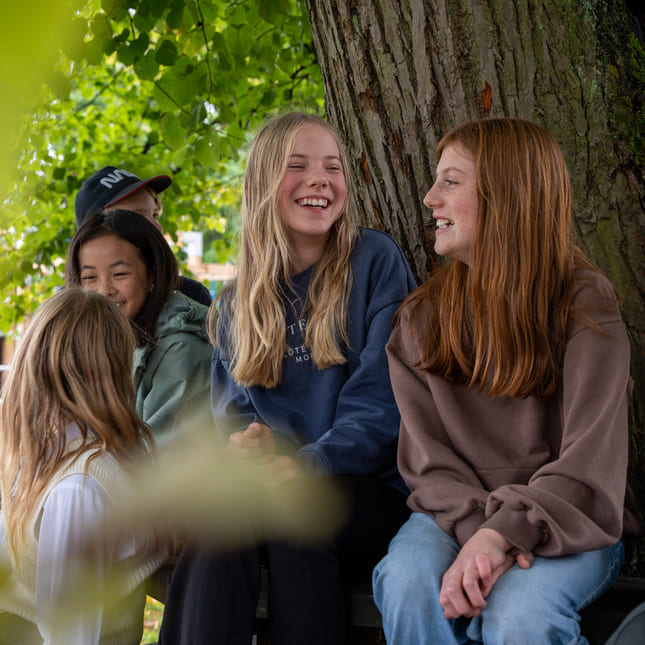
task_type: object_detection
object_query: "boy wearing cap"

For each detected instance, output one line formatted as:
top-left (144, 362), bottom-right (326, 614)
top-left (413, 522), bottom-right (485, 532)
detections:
top-left (75, 167), bottom-right (212, 306)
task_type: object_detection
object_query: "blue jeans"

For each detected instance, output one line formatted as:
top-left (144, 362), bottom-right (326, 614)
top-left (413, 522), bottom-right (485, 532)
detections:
top-left (373, 512), bottom-right (624, 645)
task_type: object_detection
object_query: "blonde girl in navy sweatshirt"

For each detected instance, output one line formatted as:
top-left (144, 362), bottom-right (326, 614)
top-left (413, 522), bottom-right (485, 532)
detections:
top-left (158, 111), bottom-right (416, 645)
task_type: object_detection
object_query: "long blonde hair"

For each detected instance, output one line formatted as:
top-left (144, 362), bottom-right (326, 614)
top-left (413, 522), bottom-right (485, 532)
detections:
top-left (211, 112), bottom-right (358, 388)
top-left (405, 118), bottom-right (602, 398)
top-left (0, 288), bottom-right (152, 560)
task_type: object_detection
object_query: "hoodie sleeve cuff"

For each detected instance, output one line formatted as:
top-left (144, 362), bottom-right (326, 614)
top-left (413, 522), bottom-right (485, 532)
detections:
top-left (480, 503), bottom-right (545, 553)
top-left (295, 447), bottom-right (330, 477)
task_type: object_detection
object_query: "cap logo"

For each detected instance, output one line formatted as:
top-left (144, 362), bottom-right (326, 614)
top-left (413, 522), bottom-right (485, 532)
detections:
top-left (99, 169), bottom-right (138, 189)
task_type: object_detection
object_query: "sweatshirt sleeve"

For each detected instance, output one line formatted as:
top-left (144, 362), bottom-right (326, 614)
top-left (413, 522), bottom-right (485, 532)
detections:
top-left (388, 307), bottom-right (489, 543)
top-left (481, 294), bottom-right (631, 555)
top-left (210, 346), bottom-right (272, 435)
top-left (36, 476), bottom-right (126, 645)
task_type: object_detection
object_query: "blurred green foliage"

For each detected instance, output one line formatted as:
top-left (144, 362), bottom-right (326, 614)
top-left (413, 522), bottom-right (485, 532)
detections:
top-left (1, 0), bottom-right (324, 334)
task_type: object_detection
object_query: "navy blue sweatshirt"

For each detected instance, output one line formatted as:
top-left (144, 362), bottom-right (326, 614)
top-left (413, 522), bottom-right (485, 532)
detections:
top-left (211, 227), bottom-right (416, 492)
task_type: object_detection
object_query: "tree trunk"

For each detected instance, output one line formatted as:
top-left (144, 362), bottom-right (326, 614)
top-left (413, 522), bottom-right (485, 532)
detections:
top-left (305, 0), bottom-right (645, 573)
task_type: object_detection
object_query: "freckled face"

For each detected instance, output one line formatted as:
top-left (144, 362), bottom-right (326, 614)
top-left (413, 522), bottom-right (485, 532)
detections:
top-left (423, 143), bottom-right (479, 266)
top-left (78, 234), bottom-right (152, 319)
top-left (277, 123), bottom-right (347, 248)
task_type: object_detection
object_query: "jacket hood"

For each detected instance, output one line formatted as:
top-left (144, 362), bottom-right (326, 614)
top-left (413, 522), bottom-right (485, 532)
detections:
top-left (154, 291), bottom-right (211, 343)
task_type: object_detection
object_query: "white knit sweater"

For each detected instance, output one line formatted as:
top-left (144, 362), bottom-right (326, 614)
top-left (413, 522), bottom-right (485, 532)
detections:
top-left (0, 443), bottom-right (167, 644)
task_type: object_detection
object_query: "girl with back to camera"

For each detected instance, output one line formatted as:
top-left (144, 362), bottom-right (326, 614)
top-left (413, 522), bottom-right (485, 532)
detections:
top-left (158, 111), bottom-right (417, 645)
top-left (0, 288), bottom-right (166, 644)
top-left (65, 209), bottom-right (213, 442)
top-left (372, 117), bottom-right (638, 644)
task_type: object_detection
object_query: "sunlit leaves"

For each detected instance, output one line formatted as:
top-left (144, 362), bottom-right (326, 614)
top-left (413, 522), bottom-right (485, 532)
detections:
top-left (3, 0), bottom-right (324, 334)
top-left (1, 0), bottom-right (81, 197)
top-left (157, 58), bottom-right (209, 106)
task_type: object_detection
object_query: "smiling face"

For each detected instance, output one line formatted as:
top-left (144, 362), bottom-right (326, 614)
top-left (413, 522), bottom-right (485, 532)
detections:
top-left (277, 123), bottom-right (347, 264)
top-left (423, 143), bottom-right (479, 266)
top-left (78, 234), bottom-right (152, 319)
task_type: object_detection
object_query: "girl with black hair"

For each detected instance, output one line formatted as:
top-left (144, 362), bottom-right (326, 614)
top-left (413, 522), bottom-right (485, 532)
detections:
top-left (66, 209), bottom-right (213, 441)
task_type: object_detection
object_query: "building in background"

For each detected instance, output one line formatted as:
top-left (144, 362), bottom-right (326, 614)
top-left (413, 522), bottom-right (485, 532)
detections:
top-left (179, 231), bottom-right (236, 299)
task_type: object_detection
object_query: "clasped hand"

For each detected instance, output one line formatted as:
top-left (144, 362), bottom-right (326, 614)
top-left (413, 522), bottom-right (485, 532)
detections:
top-left (439, 528), bottom-right (534, 619)
top-left (226, 422), bottom-right (302, 486)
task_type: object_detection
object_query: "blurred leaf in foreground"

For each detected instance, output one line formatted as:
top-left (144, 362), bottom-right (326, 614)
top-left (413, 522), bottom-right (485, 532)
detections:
top-left (120, 427), bottom-right (348, 546)
top-left (36, 422), bottom-right (347, 632)
top-left (1, 0), bottom-right (79, 202)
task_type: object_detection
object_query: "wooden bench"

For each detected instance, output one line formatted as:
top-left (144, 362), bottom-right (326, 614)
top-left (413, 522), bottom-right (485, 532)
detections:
top-left (149, 563), bottom-right (645, 644)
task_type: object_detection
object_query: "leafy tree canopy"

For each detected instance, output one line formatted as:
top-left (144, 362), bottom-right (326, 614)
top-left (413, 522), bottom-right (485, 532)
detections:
top-left (1, 0), bottom-right (323, 334)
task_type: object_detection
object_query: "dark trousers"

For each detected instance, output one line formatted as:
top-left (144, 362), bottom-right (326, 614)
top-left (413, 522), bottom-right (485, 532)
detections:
top-left (158, 476), bottom-right (409, 645)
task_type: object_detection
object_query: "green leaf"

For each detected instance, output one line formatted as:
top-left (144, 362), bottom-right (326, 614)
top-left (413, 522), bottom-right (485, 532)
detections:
top-left (166, 4), bottom-right (184, 30)
top-left (134, 53), bottom-right (159, 80)
top-left (103, 37), bottom-right (118, 56)
top-left (152, 82), bottom-right (179, 112)
top-left (217, 49), bottom-right (233, 72)
top-left (131, 34), bottom-right (150, 58)
top-left (147, 131), bottom-right (159, 146)
top-left (156, 39), bottom-right (179, 66)
top-left (134, 13), bottom-right (157, 33)
top-left (91, 17), bottom-right (111, 42)
top-left (218, 102), bottom-right (235, 124)
top-left (188, 102), bottom-right (208, 133)
top-left (161, 64), bottom-right (208, 106)
top-left (194, 131), bottom-right (220, 167)
top-left (47, 71), bottom-right (72, 101)
top-left (101, 0), bottom-right (130, 22)
top-left (114, 28), bottom-right (130, 43)
top-left (211, 31), bottom-right (226, 53)
top-left (146, 0), bottom-right (172, 19)
top-left (260, 89), bottom-right (276, 107)
top-left (197, 1), bottom-right (222, 25)
top-left (256, 0), bottom-right (276, 25)
top-left (257, 0), bottom-right (292, 24)
top-left (61, 18), bottom-right (88, 62)
top-left (159, 113), bottom-right (186, 149)
top-left (117, 42), bottom-right (137, 66)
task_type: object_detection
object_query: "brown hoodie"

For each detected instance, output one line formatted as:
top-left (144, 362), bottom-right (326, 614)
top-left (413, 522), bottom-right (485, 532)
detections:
top-left (387, 270), bottom-right (636, 557)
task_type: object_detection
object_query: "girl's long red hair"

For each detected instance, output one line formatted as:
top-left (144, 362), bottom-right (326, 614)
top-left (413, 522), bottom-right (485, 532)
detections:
top-left (402, 118), bottom-right (602, 398)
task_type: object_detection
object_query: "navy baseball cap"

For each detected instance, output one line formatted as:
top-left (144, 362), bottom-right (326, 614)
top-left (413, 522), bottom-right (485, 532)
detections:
top-left (74, 166), bottom-right (172, 226)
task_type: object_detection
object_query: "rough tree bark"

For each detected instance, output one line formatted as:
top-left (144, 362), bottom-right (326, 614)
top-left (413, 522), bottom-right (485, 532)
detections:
top-left (304, 0), bottom-right (645, 573)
